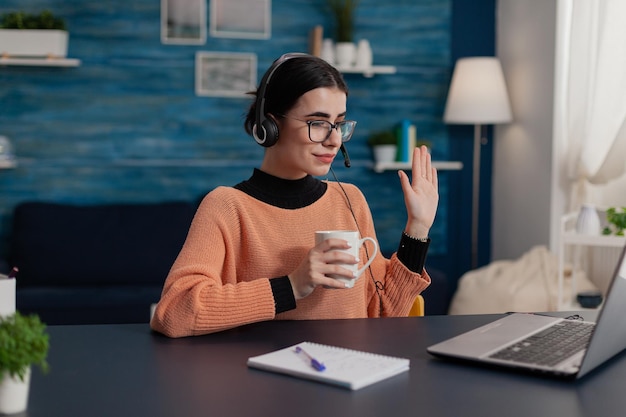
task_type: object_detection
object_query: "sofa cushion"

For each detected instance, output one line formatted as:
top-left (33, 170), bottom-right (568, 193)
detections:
top-left (16, 285), bottom-right (163, 324)
top-left (9, 201), bottom-right (196, 287)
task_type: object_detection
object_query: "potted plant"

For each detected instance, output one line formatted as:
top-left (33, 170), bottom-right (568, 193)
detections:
top-left (326, 0), bottom-right (359, 67)
top-left (0, 311), bottom-right (49, 415)
top-left (602, 207), bottom-right (626, 236)
top-left (0, 10), bottom-right (69, 58)
top-left (368, 130), bottom-right (398, 164)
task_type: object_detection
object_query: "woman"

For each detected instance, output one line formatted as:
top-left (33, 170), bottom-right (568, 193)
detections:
top-left (151, 53), bottom-right (439, 337)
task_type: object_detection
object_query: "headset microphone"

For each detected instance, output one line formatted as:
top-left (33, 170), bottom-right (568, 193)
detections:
top-left (340, 144), bottom-right (351, 168)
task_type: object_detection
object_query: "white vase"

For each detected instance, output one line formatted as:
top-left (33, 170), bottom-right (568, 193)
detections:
top-left (0, 367), bottom-right (30, 415)
top-left (576, 204), bottom-right (601, 235)
top-left (0, 136), bottom-right (15, 160)
top-left (335, 42), bottom-right (356, 68)
top-left (373, 145), bottom-right (397, 164)
top-left (320, 38), bottom-right (335, 65)
top-left (355, 39), bottom-right (373, 69)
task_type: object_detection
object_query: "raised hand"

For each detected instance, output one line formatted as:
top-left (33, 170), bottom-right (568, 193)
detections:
top-left (397, 146), bottom-right (439, 239)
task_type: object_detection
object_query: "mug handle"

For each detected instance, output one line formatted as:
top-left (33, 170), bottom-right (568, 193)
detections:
top-left (356, 237), bottom-right (379, 277)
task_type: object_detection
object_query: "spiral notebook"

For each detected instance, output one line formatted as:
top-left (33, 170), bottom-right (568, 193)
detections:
top-left (247, 341), bottom-right (410, 390)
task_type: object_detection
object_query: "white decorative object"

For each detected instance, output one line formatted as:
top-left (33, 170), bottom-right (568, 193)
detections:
top-left (0, 136), bottom-right (15, 161)
top-left (209, 0), bottom-right (271, 40)
top-left (195, 51), bottom-right (257, 98)
top-left (0, 367), bottom-right (30, 415)
top-left (320, 38), bottom-right (335, 64)
top-left (0, 29), bottom-right (68, 58)
top-left (0, 274), bottom-right (16, 317)
top-left (161, 0), bottom-right (207, 45)
top-left (372, 145), bottom-right (397, 164)
top-left (576, 204), bottom-right (602, 235)
top-left (335, 42), bottom-right (356, 68)
top-left (355, 39), bottom-right (372, 69)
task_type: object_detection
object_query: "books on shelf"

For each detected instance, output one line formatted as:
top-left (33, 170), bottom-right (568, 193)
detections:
top-left (396, 119), bottom-right (416, 163)
top-left (247, 341), bottom-right (410, 390)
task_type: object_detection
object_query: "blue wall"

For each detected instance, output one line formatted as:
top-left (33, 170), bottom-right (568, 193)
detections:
top-left (1, 0), bottom-right (495, 293)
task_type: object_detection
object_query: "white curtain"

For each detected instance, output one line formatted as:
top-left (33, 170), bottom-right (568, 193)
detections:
top-left (562, 0), bottom-right (626, 210)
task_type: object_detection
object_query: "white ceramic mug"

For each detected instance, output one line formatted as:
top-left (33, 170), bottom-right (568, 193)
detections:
top-left (315, 230), bottom-right (379, 288)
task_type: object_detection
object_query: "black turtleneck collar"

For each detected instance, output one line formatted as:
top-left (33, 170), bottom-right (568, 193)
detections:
top-left (234, 168), bottom-right (328, 209)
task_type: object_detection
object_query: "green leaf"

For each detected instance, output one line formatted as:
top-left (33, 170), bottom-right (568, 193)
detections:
top-left (326, 0), bottom-right (359, 42)
top-left (0, 10), bottom-right (66, 30)
top-left (0, 312), bottom-right (49, 382)
top-left (604, 206), bottom-right (626, 236)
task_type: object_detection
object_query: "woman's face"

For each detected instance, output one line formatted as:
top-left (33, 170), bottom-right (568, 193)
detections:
top-left (260, 87), bottom-right (348, 180)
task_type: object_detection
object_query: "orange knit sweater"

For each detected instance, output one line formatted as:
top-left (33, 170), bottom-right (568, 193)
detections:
top-left (150, 181), bottom-right (431, 337)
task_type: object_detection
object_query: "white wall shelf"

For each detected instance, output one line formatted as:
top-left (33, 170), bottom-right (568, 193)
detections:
top-left (561, 231), bottom-right (626, 247)
top-left (373, 161), bottom-right (463, 173)
top-left (0, 57), bottom-right (81, 67)
top-left (558, 211), bottom-right (626, 310)
top-left (335, 65), bottom-right (396, 78)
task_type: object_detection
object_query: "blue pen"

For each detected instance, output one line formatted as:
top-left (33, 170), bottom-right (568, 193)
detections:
top-left (295, 346), bottom-right (326, 371)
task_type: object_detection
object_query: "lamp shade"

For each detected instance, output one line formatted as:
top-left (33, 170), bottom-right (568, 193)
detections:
top-left (443, 57), bottom-right (513, 124)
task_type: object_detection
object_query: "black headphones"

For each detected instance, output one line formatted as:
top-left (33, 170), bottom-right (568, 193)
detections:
top-left (252, 52), bottom-right (309, 147)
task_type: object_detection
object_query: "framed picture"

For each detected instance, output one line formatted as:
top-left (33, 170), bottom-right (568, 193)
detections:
top-left (210, 0), bottom-right (271, 40)
top-left (161, 0), bottom-right (206, 45)
top-left (195, 52), bottom-right (257, 98)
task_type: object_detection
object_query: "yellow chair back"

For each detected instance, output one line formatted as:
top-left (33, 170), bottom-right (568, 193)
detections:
top-left (408, 295), bottom-right (425, 317)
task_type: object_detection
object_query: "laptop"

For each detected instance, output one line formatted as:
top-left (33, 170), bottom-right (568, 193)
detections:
top-left (427, 245), bottom-right (626, 379)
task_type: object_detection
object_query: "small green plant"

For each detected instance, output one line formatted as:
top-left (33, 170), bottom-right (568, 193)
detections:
top-left (0, 10), bottom-right (66, 30)
top-left (0, 311), bottom-right (49, 382)
top-left (326, 0), bottom-right (359, 42)
top-left (602, 207), bottom-right (626, 236)
top-left (367, 130), bottom-right (397, 147)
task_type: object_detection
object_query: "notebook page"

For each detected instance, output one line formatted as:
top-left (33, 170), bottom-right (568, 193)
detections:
top-left (247, 341), bottom-right (410, 390)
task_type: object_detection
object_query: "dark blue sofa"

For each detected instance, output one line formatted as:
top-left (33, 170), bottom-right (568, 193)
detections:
top-left (2, 200), bottom-right (451, 325)
top-left (5, 201), bottom-right (197, 325)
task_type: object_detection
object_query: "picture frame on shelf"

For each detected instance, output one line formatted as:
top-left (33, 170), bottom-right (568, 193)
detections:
top-left (195, 52), bottom-right (257, 98)
top-left (210, 0), bottom-right (271, 40)
top-left (161, 0), bottom-right (206, 45)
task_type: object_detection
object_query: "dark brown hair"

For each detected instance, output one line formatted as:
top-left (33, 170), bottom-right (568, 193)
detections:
top-left (244, 54), bottom-right (349, 136)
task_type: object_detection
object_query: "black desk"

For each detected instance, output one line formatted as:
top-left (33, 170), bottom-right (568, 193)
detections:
top-left (27, 314), bottom-right (624, 417)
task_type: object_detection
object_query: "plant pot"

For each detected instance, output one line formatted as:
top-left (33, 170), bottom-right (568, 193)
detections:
top-left (0, 29), bottom-right (68, 58)
top-left (335, 42), bottom-right (356, 68)
top-left (372, 145), bottom-right (398, 164)
top-left (0, 367), bottom-right (30, 415)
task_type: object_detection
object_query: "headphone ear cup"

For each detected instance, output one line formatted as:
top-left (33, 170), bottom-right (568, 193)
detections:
top-left (253, 53), bottom-right (308, 147)
top-left (258, 118), bottom-right (279, 147)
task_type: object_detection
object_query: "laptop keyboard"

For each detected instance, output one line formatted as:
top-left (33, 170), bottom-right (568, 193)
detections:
top-left (489, 319), bottom-right (595, 367)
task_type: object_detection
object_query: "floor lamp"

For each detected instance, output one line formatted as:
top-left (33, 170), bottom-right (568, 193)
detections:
top-left (443, 57), bottom-right (512, 269)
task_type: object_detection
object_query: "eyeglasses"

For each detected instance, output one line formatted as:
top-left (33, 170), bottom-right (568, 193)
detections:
top-left (280, 115), bottom-right (357, 143)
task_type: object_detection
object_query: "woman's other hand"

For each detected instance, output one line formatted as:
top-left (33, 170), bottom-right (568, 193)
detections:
top-left (287, 238), bottom-right (358, 299)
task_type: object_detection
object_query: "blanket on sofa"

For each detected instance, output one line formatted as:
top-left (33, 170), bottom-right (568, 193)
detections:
top-left (448, 245), bottom-right (597, 314)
